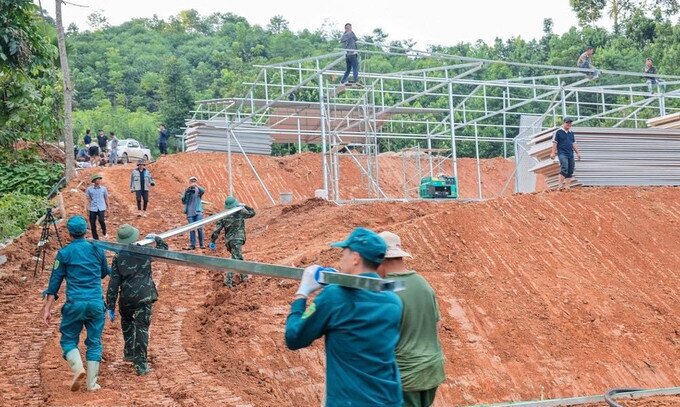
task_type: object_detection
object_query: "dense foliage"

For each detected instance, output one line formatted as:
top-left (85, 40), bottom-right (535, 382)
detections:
top-left (0, 192), bottom-right (47, 241)
top-left (0, 0), bottom-right (60, 147)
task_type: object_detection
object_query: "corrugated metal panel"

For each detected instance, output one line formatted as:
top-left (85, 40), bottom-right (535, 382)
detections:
top-left (184, 119), bottom-right (273, 155)
top-left (528, 127), bottom-right (680, 188)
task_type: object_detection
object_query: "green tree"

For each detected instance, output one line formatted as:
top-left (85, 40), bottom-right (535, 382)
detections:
top-left (267, 15), bottom-right (290, 34)
top-left (0, 0), bottom-right (60, 147)
top-left (160, 56), bottom-right (194, 145)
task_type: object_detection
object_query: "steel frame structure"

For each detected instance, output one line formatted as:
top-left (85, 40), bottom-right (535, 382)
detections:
top-left (188, 48), bottom-right (680, 202)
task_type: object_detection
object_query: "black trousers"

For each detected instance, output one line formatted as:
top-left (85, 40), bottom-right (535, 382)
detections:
top-left (89, 210), bottom-right (106, 240)
top-left (159, 142), bottom-right (167, 154)
top-left (135, 190), bottom-right (149, 211)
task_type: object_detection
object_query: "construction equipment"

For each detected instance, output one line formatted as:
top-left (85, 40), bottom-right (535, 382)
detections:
top-left (91, 241), bottom-right (405, 292)
top-left (419, 176), bottom-right (458, 199)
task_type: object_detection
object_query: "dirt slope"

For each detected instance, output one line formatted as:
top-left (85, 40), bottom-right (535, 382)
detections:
top-left (0, 152), bottom-right (678, 407)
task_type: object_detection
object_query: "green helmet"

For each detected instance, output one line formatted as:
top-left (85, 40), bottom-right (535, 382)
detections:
top-left (91, 173), bottom-right (103, 182)
top-left (116, 224), bottom-right (140, 244)
top-left (224, 196), bottom-right (239, 209)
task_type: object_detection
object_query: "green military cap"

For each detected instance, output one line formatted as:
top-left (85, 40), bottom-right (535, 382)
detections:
top-left (91, 173), bottom-right (103, 182)
top-left (117, 224), bottom-right (140, 244)
top-left (224, 196), bottom-right (239, 209)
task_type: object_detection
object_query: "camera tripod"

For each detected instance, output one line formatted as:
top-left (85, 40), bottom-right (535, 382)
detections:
top-left (34, 208), bottom-right (63, 277)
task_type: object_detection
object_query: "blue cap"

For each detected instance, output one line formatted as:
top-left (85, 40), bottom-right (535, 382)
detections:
top-left (66, 215), bottom-right (88, 236)
top-left (330, 227), bottom-right (387, 264)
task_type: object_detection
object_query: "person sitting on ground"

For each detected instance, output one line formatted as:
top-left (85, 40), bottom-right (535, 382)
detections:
top-left (577, 46), bottom-right (599, 79)
top-left (106, 224), bottom-right (167, 376)
top-left (285, 227), bottom-right (403, 406)
top-left (88, 143), bottom-right (100, 166)
top-left (76, 146), bottom-right (89, 162)
top-left (209, 196), bottom-right (256, 287)
top-left (377, 231), bottom-right (446, 407)
top-left (98, 153), bottom-right (107, 167)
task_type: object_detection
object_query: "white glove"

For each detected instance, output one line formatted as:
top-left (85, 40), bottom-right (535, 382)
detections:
top-left (295, 265), bottom-right (323, 298)
top-left (145, 233), bottom-right (157, 240)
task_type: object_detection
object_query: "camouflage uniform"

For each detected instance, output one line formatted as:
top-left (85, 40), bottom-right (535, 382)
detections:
top-left (106, 237), bottom-right (167, 374)
top-left (210, 205), bottom-right (256, 286)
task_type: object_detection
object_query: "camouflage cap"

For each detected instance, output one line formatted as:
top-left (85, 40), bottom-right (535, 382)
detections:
top-left (116, 224), bottom-right (140, 244)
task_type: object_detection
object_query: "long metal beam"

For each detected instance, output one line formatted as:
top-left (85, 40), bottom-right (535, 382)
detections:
top-left (134, 207), bottom-right (244, 246)
top-left (91, 241), bottom-right (406, 292)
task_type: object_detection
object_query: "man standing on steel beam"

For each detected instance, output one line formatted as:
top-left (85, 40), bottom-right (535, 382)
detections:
top-left (285, 227), bottom-right (403, 406)
top-left (41, 215), bottom-right (110, 392)
top-left (377, 231), bottom-right (445, 407)
top-left (106, 224), bottom-right (168, 376)
top-left (209, 196), bottom-right (256, 287)
top-left (340, 23), bottom-right (359, 85)
top-left (577, 46), bottom-right (599, 79)
top-left (550, 117), bottom-right (581, 189)
top-left (181, 176), bottom-right (205, 250)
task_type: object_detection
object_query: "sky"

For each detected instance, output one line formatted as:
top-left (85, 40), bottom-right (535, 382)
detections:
top-left (40, 0), bottom-right (598, 47)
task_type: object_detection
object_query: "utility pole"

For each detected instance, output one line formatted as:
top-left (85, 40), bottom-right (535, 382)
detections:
top-left (55, 0), bottom-right (76, 180)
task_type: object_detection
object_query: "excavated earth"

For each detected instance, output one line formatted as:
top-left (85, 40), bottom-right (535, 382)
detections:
top-left (0, 152), bottom-right (678, 407)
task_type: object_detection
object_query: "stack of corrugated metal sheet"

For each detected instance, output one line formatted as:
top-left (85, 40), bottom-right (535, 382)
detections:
top-left (528, 127), bottom-right (680, 188)
top-left (184, 119), bottom-right (273, 155)
top-left (646, 112), bottom-right (680, 129)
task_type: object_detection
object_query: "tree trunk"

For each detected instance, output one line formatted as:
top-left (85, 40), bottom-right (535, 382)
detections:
top-left (55, 0), bottom-right (76, 181)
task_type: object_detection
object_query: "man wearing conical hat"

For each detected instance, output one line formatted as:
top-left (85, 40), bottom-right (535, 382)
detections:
top-left (209, 196), bottom-right (256, 287)
top-left (106, 224), bottom-right (167, 376)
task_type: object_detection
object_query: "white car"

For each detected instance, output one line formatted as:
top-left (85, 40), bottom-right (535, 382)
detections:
top-left (109, 138), bottom-right (152, 164)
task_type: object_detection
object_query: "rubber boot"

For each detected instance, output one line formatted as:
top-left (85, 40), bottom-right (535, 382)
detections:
top-left (65, 349), bottom-right (86, 391)
top-left (86, 361), bottom-right (101, 391)
top-left (224, 272), bottom-right (233, 287)
top-left (240, 274), bottom-right (248, 283)
top-left (134, 362), bottom-right (151, 376)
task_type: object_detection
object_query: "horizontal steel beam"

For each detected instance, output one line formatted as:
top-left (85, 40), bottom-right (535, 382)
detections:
top-left (91, 241), bottom-right (406, 292)
top-left (135, 207), bottom-right (245, 246)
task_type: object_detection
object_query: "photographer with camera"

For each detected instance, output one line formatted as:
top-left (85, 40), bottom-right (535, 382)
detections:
top-left (181, 176), bottom-right (205, 250)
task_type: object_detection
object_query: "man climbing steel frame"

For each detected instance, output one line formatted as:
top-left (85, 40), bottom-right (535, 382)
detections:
top-left (285, 227), bottom-right (403, 407)
top-left (377, 231), bottom-right (445, 407)
top-left (106, 224), bottom-right (167, 376)
top-left (577, 46), bottom-right (599, 79)
top-left (210, 196), bottom-right (256, 287)
top-left (340, 23), bottom-right (359, 84)
top-left (550, 117), bottom-right (581, 189)
top-left (41, 215), bottom-right (110, 392)
top-left (181, 176), bottom-right (205, 250)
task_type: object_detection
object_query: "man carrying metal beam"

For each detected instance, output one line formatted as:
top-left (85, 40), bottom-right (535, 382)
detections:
top-left (377, 231), bottom-right (445, 407)
top-left (285, 227), bottom-right (403, 406)
top-left (106, 224), bottom-right (167, 376)
top-left (550, 117), bottom-right (581, 189)
top-left (209, 196), bottom-right (256, 287)
top-left (41, 215), bottom-right (110, 392)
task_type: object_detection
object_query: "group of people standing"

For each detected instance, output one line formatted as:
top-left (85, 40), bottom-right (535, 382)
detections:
top-left (75, 129), bottom-right (118, 167)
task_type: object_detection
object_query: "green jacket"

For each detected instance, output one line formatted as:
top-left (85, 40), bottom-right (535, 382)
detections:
top-left (210, 206), bottom-right (256, 243)
top-left (106, 237), bottom-right (168, 310)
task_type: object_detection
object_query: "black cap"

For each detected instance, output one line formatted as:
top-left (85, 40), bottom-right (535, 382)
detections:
top-left (564, 117), bottom-right (573, 123)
